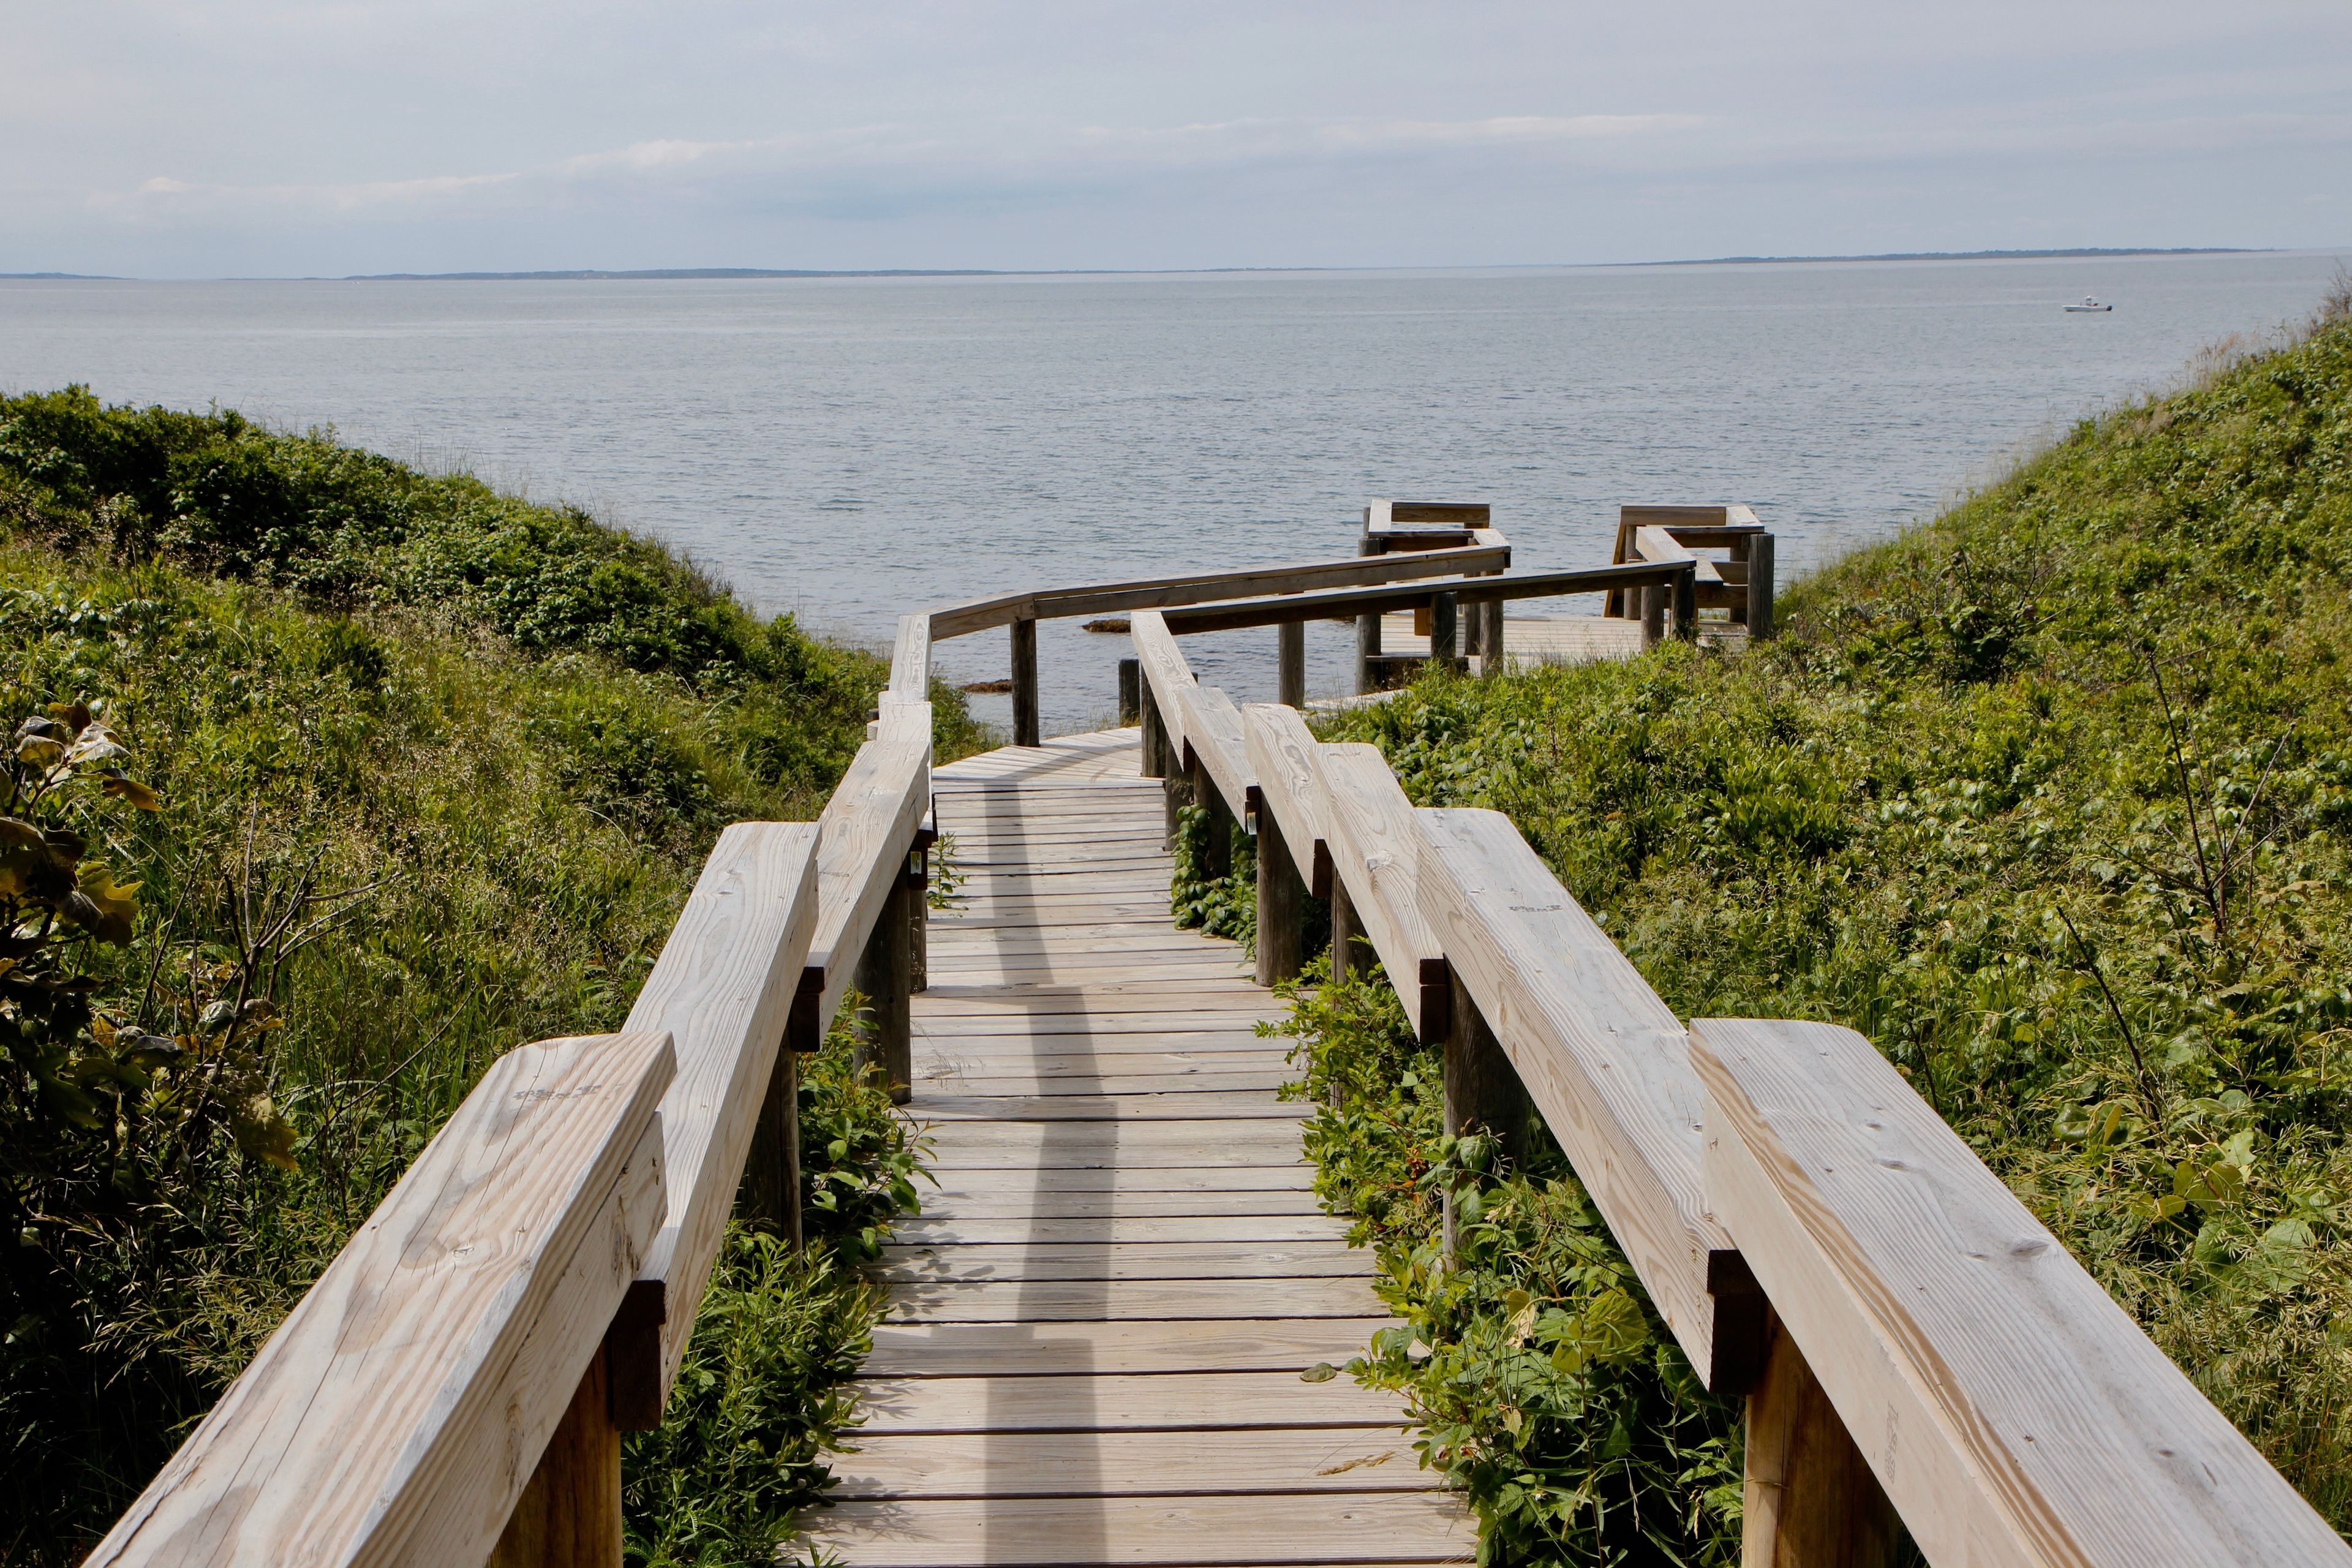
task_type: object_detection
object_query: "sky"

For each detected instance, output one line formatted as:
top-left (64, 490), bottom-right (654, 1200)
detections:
top-left (4, 1), bottom-right (2349, 278)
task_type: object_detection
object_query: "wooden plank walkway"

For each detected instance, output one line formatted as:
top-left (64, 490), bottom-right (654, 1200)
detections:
top-left (809, 729), bottom-right (1470, 1568)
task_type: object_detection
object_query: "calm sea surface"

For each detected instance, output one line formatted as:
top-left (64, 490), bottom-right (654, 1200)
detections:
top-left (1, 254), bottom-right (2342, 734)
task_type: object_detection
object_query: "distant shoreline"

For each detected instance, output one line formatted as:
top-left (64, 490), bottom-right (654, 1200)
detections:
top-left (1621, 247), bottom-right (2266, 266)
top-left (0, 247), bottom-right (2290, 284)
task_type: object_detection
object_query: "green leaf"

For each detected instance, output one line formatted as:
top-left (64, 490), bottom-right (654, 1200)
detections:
top-left (1299, 1362), bottom-right (1339, 1383)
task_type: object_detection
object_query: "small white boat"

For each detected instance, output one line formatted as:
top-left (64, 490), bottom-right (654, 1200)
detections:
top-left (2064, 296), bottom-right (2113, 312)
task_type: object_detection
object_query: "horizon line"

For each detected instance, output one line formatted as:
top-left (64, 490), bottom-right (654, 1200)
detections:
top-left (0, 246), bottom-right (2315, 284)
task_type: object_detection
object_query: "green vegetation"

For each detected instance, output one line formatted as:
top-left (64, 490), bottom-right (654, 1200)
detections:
top-left (0, 389), bottom-right (968, 1564)
top-left (1287, 303), bottom-right (2352, 1561)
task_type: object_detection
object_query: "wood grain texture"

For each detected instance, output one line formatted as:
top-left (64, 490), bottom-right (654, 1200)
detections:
top-left (622, 821), bottom-right (821, 1389)
top-left (89, 1033), bottom-right (673, 1568)
top-left (888, 611), bottom-right (932, 701)
top-left (864, 1318), bottom-right (1387, 1377)
top-left (856, 1372), bottom-right (1414, 1433)
top-left (834, 1428), bottom-right (1436, 1498)
top-left (801, 1491), bottom-right (1471, 1566)
top-left (878, 1239), bottom-right (1373, 1283)
top-left (1242, 702), bottom-right (1331, 899)
top-left (1692, 1017), bottom-right (2352, 1568)
top-left (1174, 681), bottom-right (1256, 824)
top-left (810, 707), bottom-right (934, 1027)
top-left (1411, 807), bottom-right (1746, 1387)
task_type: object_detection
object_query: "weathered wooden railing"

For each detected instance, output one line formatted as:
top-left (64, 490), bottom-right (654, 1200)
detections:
top-left (1135, 536), bottom-right (2352, 1567)
top-left (1605, 502), bottom-right (1776, 637)
top-left (94, 492), bottom-right (2348, 1568)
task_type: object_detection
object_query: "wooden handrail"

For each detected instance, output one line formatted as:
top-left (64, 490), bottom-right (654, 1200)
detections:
top-left (925, 538), bottom-right (1511, 641)
top-left (1694, 1018), bottom-right (2352, 1566)
top-left (89, 1031), bottom-right (674, 1567)
top-left (1155, 562), bottom-right (1695, 636)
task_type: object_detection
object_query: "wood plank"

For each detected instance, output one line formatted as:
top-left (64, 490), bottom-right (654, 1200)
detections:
top-left (891, 1215), bottom-right (1348, 1245)
top-left (925, 541), bottom-right (1510, 639)
top-left (865, 1319), bottom-right (1385, 1377)
top-left (1318, 745), bottom-right (1447, 1041)
top-left (888, 610), bottom-right (932, 700)
top-left (1130, 609), bottom-right (1198, 766)
top-left (88, 1033), bottom-right (673, 1568)
top-left (1634, 524), bottom-right (1725, 583)
top-left (911, 1091), bottom-right (1306, 1121)
top-left (809, 706), bottom-right (933, 1025)
top-left (1176, 681), bottom-right (1257, 820)
top-left (621, 821), bottom-right (819, 1387)
top-left (1243, 702), bottom-right (1331, 897)
top-left (1412, 807), bottom-right (1746, 1389)
top-left (1692, 1018), bottom-right (2352, 1568)
top-left (855, 1372), bottom-right (1414, 1433)
top-left (800, 1491), bottom-right (1471, 1565)
top-left (1158, 563), bottom-right (1688, 635)
top-left (877, 1240), bottom-right (1373, 1283)
top-left (887, 1275), bottom-right (1380, 1323)
top-left (900, 1190), bottom-right (1328, 1219)
top-left (913, 1165), bottom-right (1319, 1194)
top-left (834, 1428), bottom-right (1436, 1498)
top-left (912, 1071), bottom-right (1294, 1098)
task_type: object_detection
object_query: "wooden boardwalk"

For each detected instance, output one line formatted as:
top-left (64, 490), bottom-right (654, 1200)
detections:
top-left (809, 729), bottom-right (1471, 1568)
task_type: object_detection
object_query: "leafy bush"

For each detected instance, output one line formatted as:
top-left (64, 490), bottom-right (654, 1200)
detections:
top-left (1169, 800), bottom-right (1256, 942)
top-left (1270, 963), bottom-right (1741, 1566)
top-left (0, 395), bottom-right (978, 1563)
top-left (1316, 312), bottom-right (2352, 1537)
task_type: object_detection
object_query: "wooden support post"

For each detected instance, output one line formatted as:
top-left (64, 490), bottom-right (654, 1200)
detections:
top-left (1118, 657), bottom-right (1141, 726)
top-left (1673, 565), bottom-right (1698, 640)
top-left (1254, 800), bottom-right (1304, 986)
top-left (1480, 600), bottom-right (1505, 674)
top-left (489, 1344), bottom-right (621, 1568)
top-left (1354, 533), bottom-right (1384, 695)
top-left (1009, 616), bottom-right (1039, 748)
top-left (1743, 1319), bottom-right (1896, 1568)
top-left (1640, 585), bottom-right (1665, 649)
top-left (1139, 679), bottom-right (1167, 778)
top-left (741, 1041), bottom-right (802, 1246)
top-left (1430, 592), bottom-right (1458, 669)
top-left (1277, 620), bottom-right (1305, 708)
top-left (1191, 755), bottom-right (1232, 879)
top-left (1329, 879), bottom-right (1374, 984)
top-left (906, 850), bottom-right (929, 994)
top-left (1441, 966), bottom-right (1530, 1257)
top-left (854, 874), bottom-right (914, 1104)
top-left (1162, 763), bottom-right (1193, 851)
top-left (1749, 533), bottom-right (1776, 639)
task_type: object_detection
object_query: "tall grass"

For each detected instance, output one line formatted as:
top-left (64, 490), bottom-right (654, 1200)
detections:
top-left (0, 391), bottom-right (973, 1562)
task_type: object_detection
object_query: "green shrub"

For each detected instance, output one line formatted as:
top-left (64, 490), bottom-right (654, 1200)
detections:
top-left (1271, 963), bottom-right (1741, 1566)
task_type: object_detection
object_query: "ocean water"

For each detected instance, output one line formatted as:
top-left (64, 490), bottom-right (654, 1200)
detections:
top-left (1, 252), bottom-right (2342, 735)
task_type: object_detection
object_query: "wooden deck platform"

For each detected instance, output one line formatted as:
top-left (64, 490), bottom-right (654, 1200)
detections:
top-left (1374, 609), bottom-right (1741, 672)
top-left (807, 729), bottom-right (1471, 1568)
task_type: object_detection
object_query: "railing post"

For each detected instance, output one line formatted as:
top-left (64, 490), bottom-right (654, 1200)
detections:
top-left (1640, 584), bottom-right (1665, 649)
top-left (1354, 531), bottom-right (1384, 695)
top-left (906, 846), bottom-right (929, 994)
top-left (1743, 1318), bottom-right (1896, 1568)
top-left (1673, 564), bottom-right (1698, 640)
top-left (855, 873), bottom-right (914, 1104)
top-left (1254, 799), bottom-right (1304, 986)
top-left (1191, 754), bottom-right (1232, 878)
top-left (1009, 615), bottom-right (1039, 747)
top-left (1440, 965), bottom-right (1529, 1256)
top-left (1478, 599), bottom-right (1505, 674)
top-left (1139, 680), bottom-right (1167, 778)
top-left (1749, 533), bottom-right (1776, 639)
top-left (1277, 620), bottom-right (1305, 707)
top-left (489, 1344), bottom-right (621, 1568)
top-left (1163, 753), bottom-right (1193, 851)
top-left (742, 1032), bottom-right (804, 1246)
top-left (1118, 657), bottom-right (1141, 725)
top-left (1430, 592), bottom-right (1458, 670)
top-left (1329, 879), bottom-right (1373, 985)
